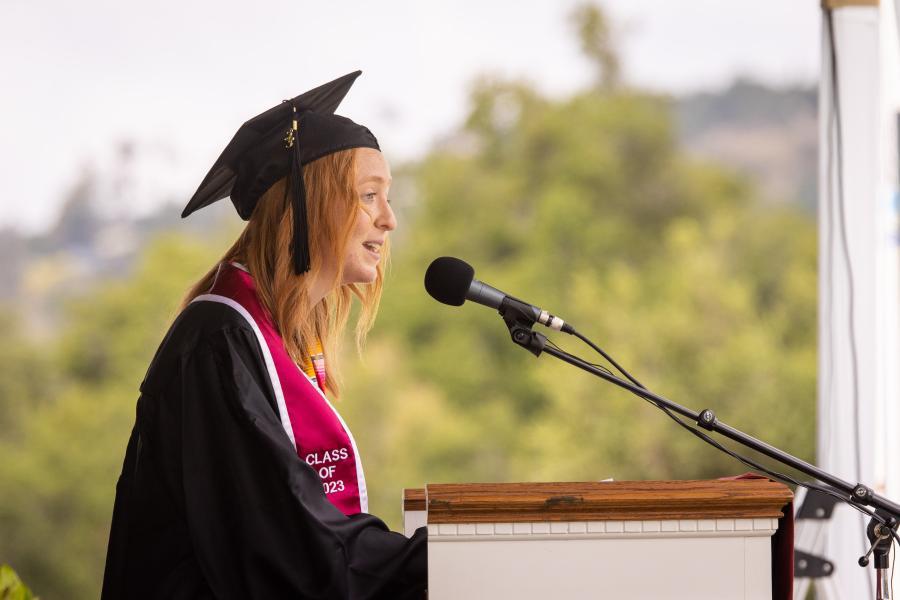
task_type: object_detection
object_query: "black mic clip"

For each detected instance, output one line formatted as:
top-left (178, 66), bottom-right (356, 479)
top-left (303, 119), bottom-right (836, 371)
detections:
top-left (500, 297), bottom-right (548, 357)
top-left (858, 510), bottom-right (897, 569)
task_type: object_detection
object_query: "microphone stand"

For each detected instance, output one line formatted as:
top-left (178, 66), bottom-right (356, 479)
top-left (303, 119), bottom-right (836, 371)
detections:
top-left (498, 300), bottom-right (900, 597)
top-left (859, 512), bottom-right (896, 599)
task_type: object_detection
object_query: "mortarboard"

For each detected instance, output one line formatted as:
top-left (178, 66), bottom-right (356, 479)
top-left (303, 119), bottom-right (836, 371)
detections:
top-left (181, 70), bottom-right (380, 274)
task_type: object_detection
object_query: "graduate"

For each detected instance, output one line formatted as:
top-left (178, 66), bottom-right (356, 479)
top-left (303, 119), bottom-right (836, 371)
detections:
top-left (102, 71), bottom-right (427, 599)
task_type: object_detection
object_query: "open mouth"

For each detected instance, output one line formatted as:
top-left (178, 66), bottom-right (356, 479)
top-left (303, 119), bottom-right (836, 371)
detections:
top-left (362, 241), bottom-right (382, 256)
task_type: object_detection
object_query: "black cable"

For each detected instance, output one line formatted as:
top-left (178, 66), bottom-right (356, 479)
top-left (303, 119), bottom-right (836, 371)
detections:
top-left (822, 5), bottom-right (837, 471)
top-left (572, 329), bottom-right (646, 389)
top-left (653, 395), bottom-right (885, 527)
top-left (545, 337), bottom-right (616, 378)
top-left (879, 527), bottom-right (900, 585)
top-left (562, 327), bottom-right (897, 537)
top-left (825, 3), bottom-right (864, 506)
top-left (555, 333), bottom-right (816, 491)
top-left (652, 377), bottom-right (895, 538)
top-left (635, 381), bottom-right (882, 520)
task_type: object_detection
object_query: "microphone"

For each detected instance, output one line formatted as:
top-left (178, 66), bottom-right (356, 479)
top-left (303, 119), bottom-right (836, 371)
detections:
top-left (424, 256), bottom-right (573, 333)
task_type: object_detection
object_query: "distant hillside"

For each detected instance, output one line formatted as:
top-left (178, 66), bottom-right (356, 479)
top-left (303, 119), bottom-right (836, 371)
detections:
top-left (674, 78), bottom-right (818, 211)
top-left (0, 166), bottom-right (235, 338)
top-left (0, 78), bottom-right (820, 335)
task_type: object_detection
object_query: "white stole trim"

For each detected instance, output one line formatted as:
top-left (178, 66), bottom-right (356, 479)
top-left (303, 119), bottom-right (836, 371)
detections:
top-left (191, 294), bottom-right (297, 450)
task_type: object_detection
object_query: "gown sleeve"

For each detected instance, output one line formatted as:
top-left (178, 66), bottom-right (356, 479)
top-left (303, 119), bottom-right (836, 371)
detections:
top-left (173, 324), bottom-right (427, 600)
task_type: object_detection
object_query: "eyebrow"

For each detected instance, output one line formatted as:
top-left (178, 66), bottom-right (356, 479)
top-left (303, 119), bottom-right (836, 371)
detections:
top-left (358, 175), bottom-right (392, 185)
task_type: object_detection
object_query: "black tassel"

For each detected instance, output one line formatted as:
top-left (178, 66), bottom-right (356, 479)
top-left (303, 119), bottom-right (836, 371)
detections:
top-left (285, 108), bottom-right (310, 274)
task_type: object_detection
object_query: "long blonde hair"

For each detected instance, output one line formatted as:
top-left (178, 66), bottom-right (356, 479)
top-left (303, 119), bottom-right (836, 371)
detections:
top-left (180, 148), bottom-right (388, 397)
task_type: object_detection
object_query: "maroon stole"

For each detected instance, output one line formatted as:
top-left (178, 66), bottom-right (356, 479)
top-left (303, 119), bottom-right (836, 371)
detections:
top-left (193, 262), bottom-right (368, 515)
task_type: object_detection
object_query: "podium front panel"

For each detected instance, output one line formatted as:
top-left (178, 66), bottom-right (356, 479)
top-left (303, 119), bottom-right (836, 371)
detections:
top-left (403, 480), bottom-right (792, 600)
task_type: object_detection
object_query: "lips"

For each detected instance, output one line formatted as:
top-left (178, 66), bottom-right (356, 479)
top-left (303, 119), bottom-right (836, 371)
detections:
top-left (362, 241), bottom-right (382, 258)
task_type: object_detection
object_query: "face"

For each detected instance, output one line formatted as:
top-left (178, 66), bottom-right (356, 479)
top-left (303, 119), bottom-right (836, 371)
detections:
top-left (340, 148), bottom-right (396, 285)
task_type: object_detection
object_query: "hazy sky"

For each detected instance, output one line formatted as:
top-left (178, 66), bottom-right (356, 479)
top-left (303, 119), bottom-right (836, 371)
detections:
top-left (0, 1), bottom-right (820, 233)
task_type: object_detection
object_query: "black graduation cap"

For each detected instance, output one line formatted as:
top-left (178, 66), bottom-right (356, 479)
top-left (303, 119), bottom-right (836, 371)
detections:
top-left (181, 70), bottom-right (379, 274)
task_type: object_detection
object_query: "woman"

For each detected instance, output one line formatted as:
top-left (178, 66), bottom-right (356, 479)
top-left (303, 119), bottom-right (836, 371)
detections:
top-left (102, 72), bottom-right (427, 599)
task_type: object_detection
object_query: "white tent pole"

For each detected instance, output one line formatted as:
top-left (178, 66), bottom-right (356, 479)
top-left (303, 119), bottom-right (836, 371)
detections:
top-left (808, 0), bottom-right (900, 598)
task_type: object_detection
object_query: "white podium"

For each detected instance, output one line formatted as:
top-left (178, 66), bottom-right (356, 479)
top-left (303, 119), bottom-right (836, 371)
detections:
top-left (403, 479), bottom-right (792, 600)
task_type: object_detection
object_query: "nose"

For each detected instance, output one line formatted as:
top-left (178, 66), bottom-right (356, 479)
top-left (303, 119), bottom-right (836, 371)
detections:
top-left (375, 197), bottom-right (397, 232)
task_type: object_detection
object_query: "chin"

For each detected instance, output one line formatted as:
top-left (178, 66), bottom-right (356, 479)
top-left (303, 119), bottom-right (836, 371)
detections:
top-left (343, 267), bottom-right (378, 286)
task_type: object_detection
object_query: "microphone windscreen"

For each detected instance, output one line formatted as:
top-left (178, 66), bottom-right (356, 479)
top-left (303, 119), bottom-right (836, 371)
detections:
top-left (424, 257), bottom-right (474, 306)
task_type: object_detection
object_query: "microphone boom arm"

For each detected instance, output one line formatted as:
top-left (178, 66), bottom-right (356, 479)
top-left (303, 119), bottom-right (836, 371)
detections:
top-left (502, 315), bottom-right (900, 523)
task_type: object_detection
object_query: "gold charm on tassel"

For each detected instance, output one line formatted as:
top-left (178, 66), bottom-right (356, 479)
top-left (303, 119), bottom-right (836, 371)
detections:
top-left (283, 106), bottom-right (299, 149)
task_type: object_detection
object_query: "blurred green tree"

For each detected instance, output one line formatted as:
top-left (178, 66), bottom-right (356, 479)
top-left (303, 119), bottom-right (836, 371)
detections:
top-left (0, 312), bottom-right (60, 443)
top-left (0, 234), bottom-right (227, 599)
top-left (341, 5), bottom-right (816, 526)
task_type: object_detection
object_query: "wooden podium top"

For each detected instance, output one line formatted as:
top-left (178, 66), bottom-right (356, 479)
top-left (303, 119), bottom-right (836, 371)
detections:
top-left (403, 479), bottom-right (792, 523)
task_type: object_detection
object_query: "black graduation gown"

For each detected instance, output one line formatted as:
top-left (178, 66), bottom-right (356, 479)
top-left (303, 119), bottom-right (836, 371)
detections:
top-left (101, 300), bottom-right (427, 599)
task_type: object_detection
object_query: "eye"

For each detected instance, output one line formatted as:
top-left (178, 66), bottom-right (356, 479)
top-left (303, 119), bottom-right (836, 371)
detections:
top-left (362, 191), bottom-right (377, 203)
